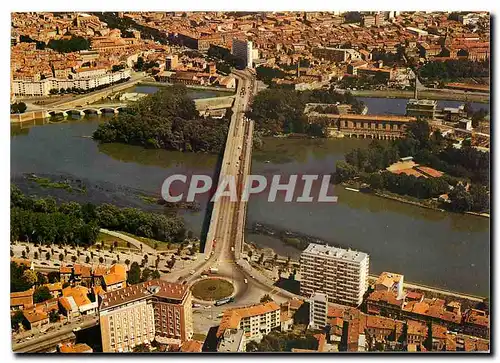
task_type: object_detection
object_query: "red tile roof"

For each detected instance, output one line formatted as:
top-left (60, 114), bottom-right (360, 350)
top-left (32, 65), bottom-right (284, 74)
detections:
top-left (101, 279), bottom-right (188, 310)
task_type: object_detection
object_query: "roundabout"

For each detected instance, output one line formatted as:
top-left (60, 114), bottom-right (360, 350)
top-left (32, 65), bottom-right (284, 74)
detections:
top-left (191, 277), bottom-right (235, 301)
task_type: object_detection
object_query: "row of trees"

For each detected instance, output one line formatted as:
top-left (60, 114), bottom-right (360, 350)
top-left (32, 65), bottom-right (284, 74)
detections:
top-left (93, 85), bottom-right (229, 153)
top-left (340, 73), bottom-right (391, 89)
top-left (247, 87), bottom-right (365, 136)
top-left (134, 57), bottom-right (160, 72)
top-left (418, 59), bottom-right (490, 82)
top-left (246, 330), bottom-right (319, 352)
top-left (256, 66), bottom-right (287, 85)
top-left (47, 36), bottom-right (90, 53)
top-left (126, 261), bottom-right (161, 285)
top-left (19, 34), bottom-right (90, 53)
top-left (369, 171), bottom-right (450, 200)
top-left (11, 207), bottom-right (100, 246)
top-left (11, 185), bottom-right (187, 245)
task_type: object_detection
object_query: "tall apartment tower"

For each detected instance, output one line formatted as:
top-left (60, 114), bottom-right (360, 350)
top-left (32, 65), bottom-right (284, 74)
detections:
top-left (99, 280), bottom-right (193, 352)
top-left (231, 38), bottom-right (253, 68)
top-left (300, 243), bottom-right (369, 306)
top-left (309, 292), bottom-right (329, 329)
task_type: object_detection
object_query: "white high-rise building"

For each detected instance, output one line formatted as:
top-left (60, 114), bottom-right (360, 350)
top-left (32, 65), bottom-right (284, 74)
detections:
top-left (309, 292), bottom-right (328, 329)
top-left (231, 38), bottom-right (253, 68)
top-left (300, 243), bottom-right (369, 306)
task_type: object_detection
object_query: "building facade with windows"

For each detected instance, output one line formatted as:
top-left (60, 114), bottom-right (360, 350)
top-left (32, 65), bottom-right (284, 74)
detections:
top-left (12, 69), bottom-right (131, 96)
top-left (216, 302), bottom-right (281, 343)
top-left (309, 292), bottom-right (329, 329)
top-left (300, 243), bottom-right (369, 306)
top-left (231, 38), bottom-right (253, 68)
top-left (99, 280), bottom-right (193, 353)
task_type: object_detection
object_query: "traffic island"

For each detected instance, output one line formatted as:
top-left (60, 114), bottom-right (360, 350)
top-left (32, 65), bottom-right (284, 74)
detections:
top-left (191, 277), bottom-right (235, 301)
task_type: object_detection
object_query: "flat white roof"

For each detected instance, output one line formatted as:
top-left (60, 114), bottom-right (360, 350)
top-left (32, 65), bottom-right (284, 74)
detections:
top-left (302, 243), bottom-right (369, 263)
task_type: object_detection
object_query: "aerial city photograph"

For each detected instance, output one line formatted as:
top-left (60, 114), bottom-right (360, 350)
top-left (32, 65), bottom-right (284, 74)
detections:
top-left (9, 10), bottom-right (490, 354)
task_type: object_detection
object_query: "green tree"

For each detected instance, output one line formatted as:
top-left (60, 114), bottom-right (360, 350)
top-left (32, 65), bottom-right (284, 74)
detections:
top-left (33, 286), bottom-right (52, 303)
top-left (49, 310), bottom-right (59, 323)
top-left (37, 272), bottom-right (47, 285)
top-left (17, 102), bottom-right (27, 113)
top-left (11, 310), bottom-right (26, 331)
top-left (47, 271), bottom-right (60, 283)
top-left (22, 270), bottom-right (37, 286)
top-left (469, 184), bottom-right (489, 212)
top-left (334, 160), bottom-right (358, 183)
top-left (449, 184), bottom-right (473, 212)
top-left (128, 262), bottom-right (142, 285)
top-left (141, 267), bottom-right (152, 282)
top-left (367, 173), bottom-right (384, 190)
top-left (260, 294), bottom-right (273, 303)
top-left (47, 36), bottom-right (90, 53)
top-left (152, 270), bottom-right (161, 279)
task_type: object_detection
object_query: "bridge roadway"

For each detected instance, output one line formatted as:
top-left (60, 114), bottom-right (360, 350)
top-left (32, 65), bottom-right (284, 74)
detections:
top-left (42, 96), bottom-right (236, 118)
top-left (12, 316), bottom-right (98, 353)
top-left (165, 69), bottom-right (301, 305)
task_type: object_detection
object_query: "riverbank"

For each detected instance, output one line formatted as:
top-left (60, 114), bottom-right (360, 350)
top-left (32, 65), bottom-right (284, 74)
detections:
top-left (340, 181), bottom-right (490, 218)
top-left (12, 173), bottom-right (198, 215)
top-left (243, 235), bottom-right (487, 303)
top-left (138, 81), bottom-right (235, 94)
top-left (351, 88), bottom-right (489, 103)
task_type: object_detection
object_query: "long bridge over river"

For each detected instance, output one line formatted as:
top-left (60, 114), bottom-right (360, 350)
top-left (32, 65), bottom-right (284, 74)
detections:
top-left (11, 96), bottom-right (236, 122)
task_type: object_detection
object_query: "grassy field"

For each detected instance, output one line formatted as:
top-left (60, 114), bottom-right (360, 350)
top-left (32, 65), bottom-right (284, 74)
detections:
top-left (118, 231), bottom-right (172, 251)
top-left (191, 279), bottom-right (234, 301)
top-left (97, 232), bottom-right (139, 251)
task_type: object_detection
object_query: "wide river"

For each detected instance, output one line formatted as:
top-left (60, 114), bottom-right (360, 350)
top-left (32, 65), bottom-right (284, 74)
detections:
top-left (10, 94), bottom-right (490, 296)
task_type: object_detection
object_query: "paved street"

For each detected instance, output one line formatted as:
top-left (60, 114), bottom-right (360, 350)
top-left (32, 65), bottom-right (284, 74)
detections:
top-left (164, 70), bottom-right (301, 319)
